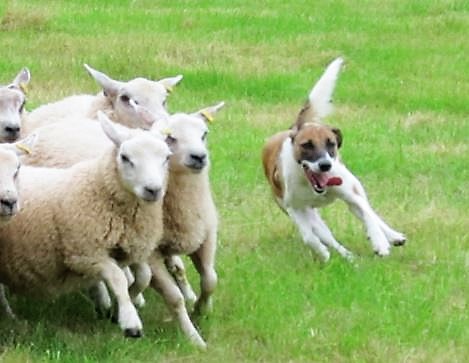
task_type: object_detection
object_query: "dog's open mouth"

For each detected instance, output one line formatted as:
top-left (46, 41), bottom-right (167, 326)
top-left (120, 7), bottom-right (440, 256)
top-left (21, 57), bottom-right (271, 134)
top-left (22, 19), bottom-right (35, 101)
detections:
top-left (302, 165), bottom-right (342, 193)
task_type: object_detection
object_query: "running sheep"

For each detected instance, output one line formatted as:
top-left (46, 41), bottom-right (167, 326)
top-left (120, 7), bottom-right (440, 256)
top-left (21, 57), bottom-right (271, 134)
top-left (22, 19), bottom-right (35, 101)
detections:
top-left (19, 102), bottom-right (224, 348)
top-left (0, 114), bottom-right (171, 337)
top-left (23, 64), bottom-right (182, 133)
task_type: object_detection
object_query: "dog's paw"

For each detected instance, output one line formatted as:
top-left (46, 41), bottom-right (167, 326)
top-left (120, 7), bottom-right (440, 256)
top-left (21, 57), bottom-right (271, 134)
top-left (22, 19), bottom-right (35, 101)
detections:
top-left (374, 247), bottom-right (390, 257)
top-left (390, 233), bottom-right (407, 247)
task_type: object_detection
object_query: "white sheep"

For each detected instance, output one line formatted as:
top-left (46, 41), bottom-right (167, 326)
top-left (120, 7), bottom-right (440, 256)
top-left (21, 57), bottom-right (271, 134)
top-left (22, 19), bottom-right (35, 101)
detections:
top-left (146, 102), bottom-right (225, 348)
top-left (0, 114), bottom-right (171, 337)
top-left (23, 64), bottom-right (182, 133)
top-left (0, 134), bottom-right (36, 318)
top-left (0, 68), bottom-right (31, 142)
top-left (20, 102), bottom-right (224, 348)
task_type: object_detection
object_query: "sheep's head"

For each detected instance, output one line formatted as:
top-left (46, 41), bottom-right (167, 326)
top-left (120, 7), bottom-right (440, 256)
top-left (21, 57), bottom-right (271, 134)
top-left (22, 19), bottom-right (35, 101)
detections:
top-left (153, 102), bottom-right (225, 174)
top-left (0, 68), bottom-right (30, 142)
top-left (0, 134), bottom-right (36, 221)
top-left (85, 64), bottom-right (182, 129)
top-left (98, 112), bottom-right (171, 202)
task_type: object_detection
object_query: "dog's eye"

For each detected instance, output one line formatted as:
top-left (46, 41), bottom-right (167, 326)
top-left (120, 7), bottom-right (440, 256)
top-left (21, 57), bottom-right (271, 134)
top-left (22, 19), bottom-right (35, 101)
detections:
top-left (301, 141), bottom-right (315, 150)
top-left (326, 139), bottom-right (336, 148)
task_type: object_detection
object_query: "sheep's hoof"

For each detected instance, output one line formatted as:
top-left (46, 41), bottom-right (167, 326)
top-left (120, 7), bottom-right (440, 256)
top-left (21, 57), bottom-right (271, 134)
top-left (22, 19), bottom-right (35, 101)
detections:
top-left (111, 314), bottom-right (118, 324)
top-left (124, 328), bottom-right (143, 338)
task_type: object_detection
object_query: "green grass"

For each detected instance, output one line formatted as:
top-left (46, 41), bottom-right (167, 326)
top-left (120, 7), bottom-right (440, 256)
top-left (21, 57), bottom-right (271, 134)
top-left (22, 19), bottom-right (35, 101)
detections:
top-left (0, 0), bottom-right (468, 362)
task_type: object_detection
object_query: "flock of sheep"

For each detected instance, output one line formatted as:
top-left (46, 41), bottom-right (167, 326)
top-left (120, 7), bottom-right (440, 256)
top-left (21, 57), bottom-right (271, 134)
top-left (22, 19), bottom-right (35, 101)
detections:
top-left (0, 66), bottom-right (223, 348)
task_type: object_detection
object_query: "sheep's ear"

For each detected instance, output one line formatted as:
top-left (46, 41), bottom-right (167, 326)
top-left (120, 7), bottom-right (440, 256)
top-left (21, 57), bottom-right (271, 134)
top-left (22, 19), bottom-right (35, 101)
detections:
top-left (11, 133), bottom-right (37, 156)
top-left (98, 111), bottom-right (130, 146)
top-left (84, 64), bottom-right (122, 99)
top-left (194, 101), bottom-right (225, 124)
top-left (10, 67), bottom-right (31, 94)
top-left (158, 74), bottom-right (183, 93)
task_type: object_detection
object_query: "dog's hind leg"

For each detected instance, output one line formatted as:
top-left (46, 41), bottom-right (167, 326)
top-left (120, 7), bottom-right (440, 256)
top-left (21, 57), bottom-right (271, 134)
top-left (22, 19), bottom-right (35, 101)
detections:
top-left (306, 208), bottom-right (354, 261)
top-left (287, 208), bottom-right (330, 262)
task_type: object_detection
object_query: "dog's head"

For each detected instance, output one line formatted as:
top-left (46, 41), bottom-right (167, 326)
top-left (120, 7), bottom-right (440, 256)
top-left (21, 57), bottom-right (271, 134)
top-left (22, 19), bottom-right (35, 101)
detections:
top-left (287, 57), bottom-right (346, 194)
top-left (290, 121), bottom-right (342, 194)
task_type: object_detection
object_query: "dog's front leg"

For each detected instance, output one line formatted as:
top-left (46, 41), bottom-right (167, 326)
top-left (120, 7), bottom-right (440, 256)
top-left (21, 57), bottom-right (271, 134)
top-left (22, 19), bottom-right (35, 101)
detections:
top-left (340, 187), bottom-right (391, 256)
top-left (306, 208), bottom-right (354, 261)
top-left (339, 173), bottom-right (406, 248)
top-left (287, 208), bottom-right (330, 262)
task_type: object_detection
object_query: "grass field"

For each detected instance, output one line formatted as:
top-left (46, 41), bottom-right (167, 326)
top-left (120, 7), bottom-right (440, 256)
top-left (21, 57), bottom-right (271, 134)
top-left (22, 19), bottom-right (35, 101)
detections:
top-left (0, 0), bottom-right (468, 362)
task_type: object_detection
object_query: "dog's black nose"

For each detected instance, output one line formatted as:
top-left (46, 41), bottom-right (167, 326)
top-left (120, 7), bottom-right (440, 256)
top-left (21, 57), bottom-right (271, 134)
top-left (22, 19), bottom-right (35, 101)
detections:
top-left (318, 160), bottom-right (332, 172)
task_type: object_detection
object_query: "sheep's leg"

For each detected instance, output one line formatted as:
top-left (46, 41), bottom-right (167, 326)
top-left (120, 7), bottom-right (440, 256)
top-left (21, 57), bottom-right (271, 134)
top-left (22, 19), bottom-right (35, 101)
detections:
top-left (190, 231), bottom-right (217, 316)
top-left (98, 260), bottom-right (143, 337)
top-left (128, 263), bottom-right (151, 308)
top-left (165, 255), bottom-right (197, 305)
top-left (0, 284), bottom-right (16, 319)
top-left (306, 207), bottom-right (353, 261)
top-left (287, 207), bottom-right (330, 261)
top-left (89, 281), bottom-right (112, 319)
top-left (148, 252), bottom-right (206, 349)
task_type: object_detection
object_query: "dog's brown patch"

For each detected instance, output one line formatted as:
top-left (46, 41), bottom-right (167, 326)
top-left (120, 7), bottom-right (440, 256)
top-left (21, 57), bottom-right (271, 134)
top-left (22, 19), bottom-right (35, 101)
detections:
top-left (262, 131), bottom-right (290, 199)
top-left (291, 123), bottom-right (341, 163)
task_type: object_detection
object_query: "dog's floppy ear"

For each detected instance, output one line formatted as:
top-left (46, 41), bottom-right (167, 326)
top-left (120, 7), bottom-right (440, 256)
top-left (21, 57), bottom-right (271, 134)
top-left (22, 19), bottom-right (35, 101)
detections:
top-left (332, 127), bottom-right (342, 148)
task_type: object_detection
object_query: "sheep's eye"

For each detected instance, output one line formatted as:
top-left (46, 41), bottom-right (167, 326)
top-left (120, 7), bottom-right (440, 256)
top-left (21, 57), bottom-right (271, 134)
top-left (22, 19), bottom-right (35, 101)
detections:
top-left (120, 95), bottom-right (130, 104)
top-left (162, 99), bottom-right (168, 108)
top-left (201, 131), bottom-right (208, 141)
top-left (301, 141), bottom-right (315, 150)
top-left (121, 154), bottom-right (133, 166)
top-left (19, 101), bottom-right (25, 113)
top-left (14, 165), bottom-right (20, 179)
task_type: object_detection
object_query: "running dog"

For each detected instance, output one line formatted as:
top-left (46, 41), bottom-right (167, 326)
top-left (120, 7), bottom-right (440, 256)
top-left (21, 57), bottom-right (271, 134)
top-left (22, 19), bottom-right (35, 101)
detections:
top-left (262, 58), bottom-right (406, 261)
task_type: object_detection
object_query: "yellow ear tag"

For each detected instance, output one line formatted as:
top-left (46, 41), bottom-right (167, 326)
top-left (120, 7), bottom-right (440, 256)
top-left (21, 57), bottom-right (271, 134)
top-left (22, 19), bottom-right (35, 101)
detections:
top-left (19, 82), bottom-right (28, 95)
top-left (161, 128), bottom-right (172, 136)
top-left (16, 144), bottom-right (32, 155)
top-left (165, 85), bottom-right (173, 94)
top-left (201, 110), bottom-right (214, 123)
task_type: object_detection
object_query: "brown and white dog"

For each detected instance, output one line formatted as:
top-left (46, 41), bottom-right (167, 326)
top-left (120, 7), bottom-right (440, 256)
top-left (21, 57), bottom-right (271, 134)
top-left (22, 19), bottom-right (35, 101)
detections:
top-left (262, 58), bottom-right (406, 261)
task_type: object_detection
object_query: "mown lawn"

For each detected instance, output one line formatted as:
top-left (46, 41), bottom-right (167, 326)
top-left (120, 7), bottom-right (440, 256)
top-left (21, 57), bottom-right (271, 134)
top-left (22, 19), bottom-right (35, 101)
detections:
top-left (0, 1), bottom-right (468, 362)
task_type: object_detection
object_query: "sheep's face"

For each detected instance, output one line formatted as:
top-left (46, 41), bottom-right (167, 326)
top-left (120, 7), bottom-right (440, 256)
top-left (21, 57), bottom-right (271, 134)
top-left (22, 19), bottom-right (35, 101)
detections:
top-left (112, 78), bottom-right (171, 129)
top-left (84, 65), bottom-right (183, 129)
top-left (0, 87), bottom-right (26, 143)
top-left (116, 132), bottom-right (171, 202)
top-left (164, 114), bottom-right (210, 174)
top-left (0, 135), bottom-right (36, 221)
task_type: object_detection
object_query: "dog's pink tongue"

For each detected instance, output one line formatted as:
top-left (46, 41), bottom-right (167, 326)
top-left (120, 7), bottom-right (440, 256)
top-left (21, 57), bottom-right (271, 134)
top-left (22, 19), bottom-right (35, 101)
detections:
top-left (326, 177), bottom-right (343, 186)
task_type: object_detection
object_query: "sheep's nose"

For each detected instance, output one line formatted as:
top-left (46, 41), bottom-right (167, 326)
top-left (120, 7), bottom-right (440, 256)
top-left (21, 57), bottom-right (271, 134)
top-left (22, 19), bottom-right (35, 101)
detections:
top-left (0, 198), bottom-right (17, 212)
top-left (190, 153), bottom-right (206, 164)
top-left (143, 186), bottom-right (161, 201)
top-left (4, 125), bottom-right (20, 140)
top-left (318, 160), bottom-right (332, 172)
